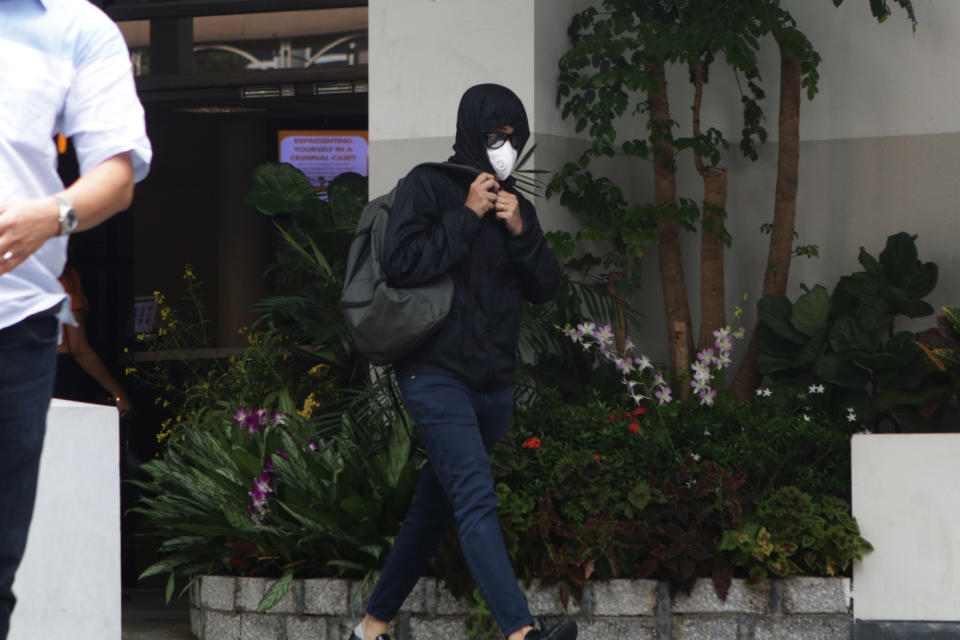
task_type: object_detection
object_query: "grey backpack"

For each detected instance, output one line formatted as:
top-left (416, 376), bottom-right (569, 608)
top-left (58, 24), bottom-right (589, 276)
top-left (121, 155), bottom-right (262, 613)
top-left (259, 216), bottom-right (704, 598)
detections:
top-left (341, 162), bottom-right (479, 365)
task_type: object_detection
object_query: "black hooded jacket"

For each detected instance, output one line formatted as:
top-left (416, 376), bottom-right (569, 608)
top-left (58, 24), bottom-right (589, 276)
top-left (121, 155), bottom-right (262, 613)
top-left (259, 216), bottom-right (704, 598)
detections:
top-left (382, 84), bottom-right (561, 390)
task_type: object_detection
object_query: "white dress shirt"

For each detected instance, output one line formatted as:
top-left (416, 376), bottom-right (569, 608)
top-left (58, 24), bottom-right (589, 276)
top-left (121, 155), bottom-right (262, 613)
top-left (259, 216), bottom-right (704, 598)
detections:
top-left (0, 0), bottom-right (152, 330)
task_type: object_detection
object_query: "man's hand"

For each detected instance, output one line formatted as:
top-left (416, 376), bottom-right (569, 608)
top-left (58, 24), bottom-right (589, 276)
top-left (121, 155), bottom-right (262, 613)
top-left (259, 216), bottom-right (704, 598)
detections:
top-left (495, 190), bottom-right (523, 236)
top-left (0, 198), bottom-right (59, 276)
top-left (465, 172), bottom-right (499, 217)
top-left (0, 153), bottom-right (135, 276)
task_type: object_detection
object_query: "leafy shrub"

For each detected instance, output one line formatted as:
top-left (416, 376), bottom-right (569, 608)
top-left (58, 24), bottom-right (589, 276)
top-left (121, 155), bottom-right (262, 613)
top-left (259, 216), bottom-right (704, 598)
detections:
top-left (663, 384), bottom-right (863, 499)
top-left (720, 486), bottom-right (873, 584)
top-left (133, 375), bottom-right (422, 606)
top-left (756, 232), bottom-right (944, 431)
top-left (431, 375), bottom-right (865, 602)
top-left (640, 458), bottom-right (747, 598)
top-left (916, 305), bottom-right (960, 424)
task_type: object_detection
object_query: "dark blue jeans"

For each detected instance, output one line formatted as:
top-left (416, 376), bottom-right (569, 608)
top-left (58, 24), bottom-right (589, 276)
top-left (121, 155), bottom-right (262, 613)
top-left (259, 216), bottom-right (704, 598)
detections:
top-left (366, 374), bottom-right (533, 637)
top-left (0, 316), bottom-right (59, 640)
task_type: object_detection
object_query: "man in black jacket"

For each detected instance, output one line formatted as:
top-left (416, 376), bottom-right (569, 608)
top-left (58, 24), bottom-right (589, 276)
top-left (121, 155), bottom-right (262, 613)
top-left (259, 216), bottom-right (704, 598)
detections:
top-left (349, 85), bottom-right (573, 640)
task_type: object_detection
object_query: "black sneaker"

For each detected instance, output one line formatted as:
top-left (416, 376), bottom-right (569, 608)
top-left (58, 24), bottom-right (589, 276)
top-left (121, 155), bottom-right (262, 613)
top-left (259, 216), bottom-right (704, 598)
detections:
top-left (525, 618), bottom-right (577, 640)
top-left (347, 632), bottom-right (391, 640)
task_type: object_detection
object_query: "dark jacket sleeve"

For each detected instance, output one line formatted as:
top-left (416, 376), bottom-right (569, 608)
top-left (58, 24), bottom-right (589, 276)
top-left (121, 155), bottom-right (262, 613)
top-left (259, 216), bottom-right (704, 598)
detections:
top-left (503, 195), bottom-right (561, 304)
top-left (382, 166), bottom-right (481, 287)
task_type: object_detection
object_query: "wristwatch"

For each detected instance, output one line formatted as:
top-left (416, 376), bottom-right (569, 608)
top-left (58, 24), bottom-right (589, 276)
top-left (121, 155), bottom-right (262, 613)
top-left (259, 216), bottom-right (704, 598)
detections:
top-left (54, 195), bottom-right (78, 236)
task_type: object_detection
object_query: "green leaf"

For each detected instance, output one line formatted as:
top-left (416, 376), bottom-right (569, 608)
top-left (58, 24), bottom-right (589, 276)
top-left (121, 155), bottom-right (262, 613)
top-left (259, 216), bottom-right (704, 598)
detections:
top-left (885, 331), bottom-right (924, 365)
top-left (944, 306), bottom-right (960, 333)
top-left (875, 355), bottom-right (933, 390)
top-left (836, 272), bottom-right (882, 302)
top-left (755, 322), bottom-right (803, 358)
top-left (903, 262), bottom-right (938, 300)
top-left (878, 232), bottom-right (918, 288)
top-left (815, 354), bottom-right (870, 389)
top-left (165, 573), bottom-right (176, 604)
top-left (257, 571), bottom-right (294, 613)
top-left (244, 162), bottom-right (322, 215)
top-left (340, 495), bottom-right (376, 520)
top-left (854, 297), bottom-right (891, 338)
top-left (828, 317), bottom-right (872, 354)
top-left (139, 556), bottom-right (191, 581)
top-left (879, 387), bottom-right (945, 408)
top-left (858, 247), bottom-right (881, 274)
top-left (757, 295), bottom-right (807, 344)
top-left (757, 351), bottom-right (800, 375)
top-left (273, 223), bottom-right (333, 279)
top-left (791, 285), bottom-right (830, 337)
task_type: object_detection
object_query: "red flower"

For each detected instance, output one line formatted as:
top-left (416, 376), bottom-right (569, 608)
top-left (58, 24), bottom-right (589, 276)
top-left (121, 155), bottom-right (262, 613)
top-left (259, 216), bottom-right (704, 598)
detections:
top-left (521, 437), bottom-right (542, 450)
top-left (629, 422), bottom-right (640, 435)
top-left (594, 454), bottom-right (601, 460)
top-left (631, 407), bottom-right (647, 417)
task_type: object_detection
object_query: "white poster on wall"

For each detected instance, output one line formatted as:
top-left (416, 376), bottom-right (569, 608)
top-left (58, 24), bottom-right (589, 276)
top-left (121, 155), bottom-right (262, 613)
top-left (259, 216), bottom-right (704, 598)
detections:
top-left (278, 130), bottom-right (369, 191)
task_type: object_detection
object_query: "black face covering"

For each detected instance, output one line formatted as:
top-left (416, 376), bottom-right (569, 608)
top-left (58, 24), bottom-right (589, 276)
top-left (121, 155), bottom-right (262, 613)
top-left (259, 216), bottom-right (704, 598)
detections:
top-left (448, 83), bottom-right (530, 183)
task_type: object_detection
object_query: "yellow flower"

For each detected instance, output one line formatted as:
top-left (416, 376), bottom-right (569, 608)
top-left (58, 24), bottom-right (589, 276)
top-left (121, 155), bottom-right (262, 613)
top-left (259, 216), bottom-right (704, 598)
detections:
top-left (158, 327), bottom-right (167, 336)
top-left (156, 417), bottom-right (174, 443)
top-left (124, 367), bottom-right (136, 375)
top-left (309, 364), bottom-right (329, 376)
top-left (298, 392), bottom-right (320, 419)
top-left (163, 400), bottom-right (170, 408)
top-left (183, 264), bottom-right (196, 281)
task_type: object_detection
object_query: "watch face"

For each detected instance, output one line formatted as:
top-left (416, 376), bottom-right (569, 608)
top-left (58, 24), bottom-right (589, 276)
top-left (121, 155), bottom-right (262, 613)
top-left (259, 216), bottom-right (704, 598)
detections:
top-left (57, 197), bottom-right (78, 235)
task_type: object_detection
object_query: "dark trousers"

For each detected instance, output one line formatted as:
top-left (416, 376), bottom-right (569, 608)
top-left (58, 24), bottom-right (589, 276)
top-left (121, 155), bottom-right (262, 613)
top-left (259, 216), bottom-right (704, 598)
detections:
top-left (366, 374), bottom-right (533, 637)
top-left (0, 316), bottom-right (58, 640)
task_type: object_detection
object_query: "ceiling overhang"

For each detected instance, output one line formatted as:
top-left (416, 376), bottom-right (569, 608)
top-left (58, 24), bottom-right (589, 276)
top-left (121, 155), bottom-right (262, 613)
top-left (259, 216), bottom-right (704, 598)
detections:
top-left (104, 0), bottom-right (366, 21)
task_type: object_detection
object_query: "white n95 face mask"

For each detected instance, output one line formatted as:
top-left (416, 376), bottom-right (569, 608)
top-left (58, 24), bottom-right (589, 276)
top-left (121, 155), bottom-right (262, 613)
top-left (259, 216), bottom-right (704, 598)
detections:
top-left (487, 142), bottom-right (518, 181)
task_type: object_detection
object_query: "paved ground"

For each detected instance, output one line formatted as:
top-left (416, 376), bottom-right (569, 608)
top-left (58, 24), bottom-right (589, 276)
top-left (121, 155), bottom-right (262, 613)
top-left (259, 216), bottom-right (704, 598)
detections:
top-left (122, 589), bottom-right (194, 640)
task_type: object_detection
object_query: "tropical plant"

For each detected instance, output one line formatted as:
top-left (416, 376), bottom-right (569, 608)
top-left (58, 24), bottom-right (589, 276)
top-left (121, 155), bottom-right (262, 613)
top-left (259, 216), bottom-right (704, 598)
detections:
top-left (754, 232), bottom-right (942, 431)
top-left (431, 362), bottom-right (867, 603)
top-left (245, 163), bottom-right (370, 386)
top-left (133, 373), bottom-right (422, 608)
top-left (720, 486), bottom-right (873, 585)
top-left (915, 305), bottom-right (960, 424)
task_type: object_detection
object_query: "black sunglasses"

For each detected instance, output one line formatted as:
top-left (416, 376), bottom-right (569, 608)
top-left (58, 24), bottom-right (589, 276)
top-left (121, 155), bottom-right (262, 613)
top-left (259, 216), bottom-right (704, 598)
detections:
top-left (484, 131), bottom-right (520, 150)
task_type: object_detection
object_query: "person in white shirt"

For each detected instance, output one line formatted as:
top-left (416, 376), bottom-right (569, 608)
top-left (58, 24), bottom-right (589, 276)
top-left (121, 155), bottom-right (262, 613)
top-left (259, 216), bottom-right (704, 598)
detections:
top-left (0, 1), bottom-right (151, 637)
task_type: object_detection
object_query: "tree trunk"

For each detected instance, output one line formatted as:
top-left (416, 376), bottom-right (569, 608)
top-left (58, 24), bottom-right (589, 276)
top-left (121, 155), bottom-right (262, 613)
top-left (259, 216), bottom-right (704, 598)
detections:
top-left (698, 167), bottom-right (728, 352)
top-left (646, 62), bottom-right (694, 382)
top-left (691, 62), bottom-right (728, 353)
top-left (730, 42), bottom-right (802, 400)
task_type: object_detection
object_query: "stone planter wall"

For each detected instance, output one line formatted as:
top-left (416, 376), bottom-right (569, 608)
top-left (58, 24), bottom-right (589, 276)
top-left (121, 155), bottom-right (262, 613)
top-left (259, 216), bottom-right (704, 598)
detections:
top-left (190, 575), bottom-right (851, 640)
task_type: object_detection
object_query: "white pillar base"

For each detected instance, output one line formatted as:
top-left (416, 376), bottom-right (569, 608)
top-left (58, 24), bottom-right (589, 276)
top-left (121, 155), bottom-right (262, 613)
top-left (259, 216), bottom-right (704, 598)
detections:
top-left (8, 399), bottom-right (120, 640)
